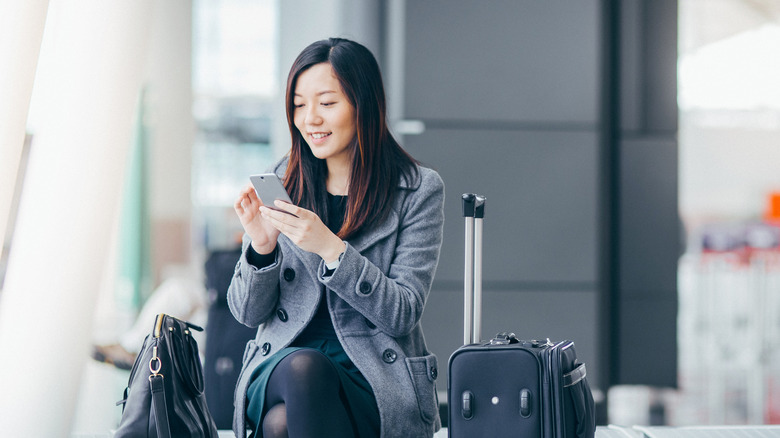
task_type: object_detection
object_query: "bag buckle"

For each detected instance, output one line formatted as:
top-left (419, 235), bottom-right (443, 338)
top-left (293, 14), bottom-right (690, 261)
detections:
top-left (149, 345), bottom-right (162, 378)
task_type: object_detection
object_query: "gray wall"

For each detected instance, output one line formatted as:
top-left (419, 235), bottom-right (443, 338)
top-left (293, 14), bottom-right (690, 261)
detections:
top-left (395, 0), bottom-right (603, 390)
top-left (382, 0), bottom-right (679, 400)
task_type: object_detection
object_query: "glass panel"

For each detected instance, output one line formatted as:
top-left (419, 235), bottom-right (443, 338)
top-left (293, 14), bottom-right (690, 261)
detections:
top-left (191, 0), bottom-right (278, 250)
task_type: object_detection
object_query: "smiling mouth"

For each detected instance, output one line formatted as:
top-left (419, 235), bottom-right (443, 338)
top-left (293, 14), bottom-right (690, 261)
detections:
top-left (311, 132), bottom-right (331, 139)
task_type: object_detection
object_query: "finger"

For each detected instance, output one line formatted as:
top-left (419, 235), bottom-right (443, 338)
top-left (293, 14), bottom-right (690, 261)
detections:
top-left (236, 185), bottom-right (255, 206)
top-left (261, 207), bottom-right (296, 235)
top-left (273, 199), bottom-right (303, 218)
top-left (245, 183), bottom-right (263, 205)
top-left (260, 206), bottom-right (294, 226)
top-left (238, 186), bottom-right (261, 209)
top-left (262, 201), bottom-right (306, 221)
top-left (234, 194), bottom-right (250, 214)
top-left (240, 183), bottom-right (254, 196)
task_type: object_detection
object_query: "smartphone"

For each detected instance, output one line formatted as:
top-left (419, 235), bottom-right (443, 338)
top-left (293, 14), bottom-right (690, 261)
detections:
top-left (249, 173), bottom-right (294, 213)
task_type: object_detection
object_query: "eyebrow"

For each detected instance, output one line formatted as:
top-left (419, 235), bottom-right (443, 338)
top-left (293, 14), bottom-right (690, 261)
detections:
top-left (294, 90), bottom-right (338, 97)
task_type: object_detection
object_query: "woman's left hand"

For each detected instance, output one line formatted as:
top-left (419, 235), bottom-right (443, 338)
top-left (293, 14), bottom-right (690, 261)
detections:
top-left (260, 200), bottom-right (346, 263)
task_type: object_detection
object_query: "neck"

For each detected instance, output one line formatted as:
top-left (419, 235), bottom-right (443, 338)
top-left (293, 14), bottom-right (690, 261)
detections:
top-left (326, 157), bottom-right (351, 196)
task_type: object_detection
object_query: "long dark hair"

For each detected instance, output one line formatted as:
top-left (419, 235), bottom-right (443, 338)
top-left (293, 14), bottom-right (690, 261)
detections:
top-left (283, 37), bottom-right (418, 239)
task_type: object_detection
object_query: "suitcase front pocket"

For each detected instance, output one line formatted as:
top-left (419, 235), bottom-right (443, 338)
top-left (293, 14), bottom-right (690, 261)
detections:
top-left (448, 347), bottom-right (542, 438)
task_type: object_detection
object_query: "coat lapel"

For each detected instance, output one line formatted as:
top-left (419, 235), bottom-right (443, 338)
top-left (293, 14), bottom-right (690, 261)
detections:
top-left (348, 166), bottom-right (420, 252)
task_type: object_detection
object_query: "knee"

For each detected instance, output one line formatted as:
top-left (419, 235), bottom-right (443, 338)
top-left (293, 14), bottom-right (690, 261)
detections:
top-left (263, 403), bottom-right (288, 438)
top-left (286, 349), bottom-right (337, 382)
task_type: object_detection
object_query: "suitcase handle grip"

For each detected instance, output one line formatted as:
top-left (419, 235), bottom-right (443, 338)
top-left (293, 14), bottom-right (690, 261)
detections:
top-left (475, 195), bottom-right (485, 219)
top-left (462, 193), bottom-right (486, 218)
top-left (462, 193), bottom-right (476, 217)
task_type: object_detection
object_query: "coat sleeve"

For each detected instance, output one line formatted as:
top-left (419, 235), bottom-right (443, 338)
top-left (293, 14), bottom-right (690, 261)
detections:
top-left (226, 234), bottom-right (283, 328)
top-left (320, 168), bottom-right (445, 337)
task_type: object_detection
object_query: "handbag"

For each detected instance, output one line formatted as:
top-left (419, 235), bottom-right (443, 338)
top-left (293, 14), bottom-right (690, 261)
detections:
top-left (115, 313), bottom-right (219, 438)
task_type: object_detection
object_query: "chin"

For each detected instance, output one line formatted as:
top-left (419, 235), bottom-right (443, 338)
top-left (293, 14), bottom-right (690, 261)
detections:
top-left (308, 148), bottom-right (329, 159)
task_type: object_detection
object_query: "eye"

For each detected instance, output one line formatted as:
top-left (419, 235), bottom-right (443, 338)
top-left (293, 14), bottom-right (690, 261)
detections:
top-left (293, 103), bottom-right (304, 108)
top-left (321, 102), bottom-right (336, 107)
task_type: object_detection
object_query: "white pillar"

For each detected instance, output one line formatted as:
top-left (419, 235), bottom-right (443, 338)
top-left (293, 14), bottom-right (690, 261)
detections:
top-left (145, 0), bottom-right (195, 282)
top-left (0, 1), bottom-right (154, 435)
top-left (0, 0), bottom-right (49, 262)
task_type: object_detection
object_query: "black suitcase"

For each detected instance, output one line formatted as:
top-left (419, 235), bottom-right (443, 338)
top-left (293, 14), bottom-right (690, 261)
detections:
top-left (447, 194), bottom-right (596, 438)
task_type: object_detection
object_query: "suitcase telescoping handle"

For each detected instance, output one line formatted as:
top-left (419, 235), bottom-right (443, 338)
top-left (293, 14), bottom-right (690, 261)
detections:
top-left (462, 193), bottom-right (486, 345)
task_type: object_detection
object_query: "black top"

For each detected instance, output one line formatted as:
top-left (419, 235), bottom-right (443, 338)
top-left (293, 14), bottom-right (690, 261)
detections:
top-left (325, 193), bottom-right (347, 234)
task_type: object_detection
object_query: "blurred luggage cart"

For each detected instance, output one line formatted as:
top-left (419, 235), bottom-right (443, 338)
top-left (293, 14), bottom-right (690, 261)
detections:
top-left (677, 220), bottom-right (780, 425)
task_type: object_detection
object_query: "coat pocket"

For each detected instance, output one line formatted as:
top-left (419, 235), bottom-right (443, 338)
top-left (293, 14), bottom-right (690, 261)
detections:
top-left (405, 353), bottom-right (439, 424)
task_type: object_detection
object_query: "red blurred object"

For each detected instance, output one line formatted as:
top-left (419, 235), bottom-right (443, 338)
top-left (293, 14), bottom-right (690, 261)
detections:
top-left (765, 192), bottom-right (780, 224)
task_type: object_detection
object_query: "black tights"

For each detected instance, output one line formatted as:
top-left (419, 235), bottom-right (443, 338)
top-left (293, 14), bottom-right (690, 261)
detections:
top-left (261, 349), bottom-right (356, 438)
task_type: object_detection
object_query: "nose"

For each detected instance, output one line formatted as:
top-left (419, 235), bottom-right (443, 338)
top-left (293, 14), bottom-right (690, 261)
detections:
top-left (303, 105), bottom-right (322, 126)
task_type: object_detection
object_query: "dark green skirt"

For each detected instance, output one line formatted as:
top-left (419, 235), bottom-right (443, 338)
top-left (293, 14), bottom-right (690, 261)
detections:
top-left (245, 335), bottom-right (380, 437)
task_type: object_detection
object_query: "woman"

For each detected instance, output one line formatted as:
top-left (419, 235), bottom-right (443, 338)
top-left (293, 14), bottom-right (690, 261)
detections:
top-left (228, 38), bottom-right (445, 438)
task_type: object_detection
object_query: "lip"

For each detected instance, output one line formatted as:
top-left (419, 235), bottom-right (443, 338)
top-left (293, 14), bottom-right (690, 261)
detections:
top-left (308, 131), bottom-right (332, 145)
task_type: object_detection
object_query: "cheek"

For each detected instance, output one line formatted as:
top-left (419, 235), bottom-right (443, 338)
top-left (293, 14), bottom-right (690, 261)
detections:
top-left (293, 114), bottom-right (305, 134)
top-left (343, 120), bottom-right (357, 140)
top-left (338, 110), bottom-right (357, 134)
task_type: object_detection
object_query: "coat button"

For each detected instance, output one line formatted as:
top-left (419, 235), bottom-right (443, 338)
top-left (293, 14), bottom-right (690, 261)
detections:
top-left (365, 318), bottom-right (376, 330)
top-left (277, 308), bottom-right (288, 322)
top-left (359, 281), bottom-right (372, 295)
top-left (283, 268), bottom-right (295, 282)
top-left (261, 342), bottom-right (271, 356)
top-left (382, 349), bottom-right (397, 364)
top-left (430, 366), bottom-right (438, 380)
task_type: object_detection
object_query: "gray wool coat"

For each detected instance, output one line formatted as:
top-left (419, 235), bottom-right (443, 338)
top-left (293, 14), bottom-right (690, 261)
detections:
top-left (228, 158), bottom-right (445, 438)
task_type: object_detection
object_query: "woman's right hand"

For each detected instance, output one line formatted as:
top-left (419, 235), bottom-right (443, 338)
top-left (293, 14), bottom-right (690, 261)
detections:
top-left (234, 183), bottom-right (281, 254)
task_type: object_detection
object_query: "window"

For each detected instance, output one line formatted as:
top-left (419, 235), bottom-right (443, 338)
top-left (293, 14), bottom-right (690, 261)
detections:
top-left (191, 0), bottom-right (279, 250)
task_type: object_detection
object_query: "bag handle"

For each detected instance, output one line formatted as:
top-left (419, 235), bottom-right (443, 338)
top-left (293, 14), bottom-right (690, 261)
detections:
top-left (159, 315), bottom-right (205, 396)
top-left (563, 363), bottom-right (587, 387)
top-left (150, 374), bottom-right (172, 438)
top-left (172, 329), bottom-right (205, 395)
top-left (566, 363), bottom-right (596, 438)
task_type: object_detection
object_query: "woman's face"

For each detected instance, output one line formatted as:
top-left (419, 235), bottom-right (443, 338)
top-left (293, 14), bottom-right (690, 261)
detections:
top-left (293, 63), bottom-right (357, 166)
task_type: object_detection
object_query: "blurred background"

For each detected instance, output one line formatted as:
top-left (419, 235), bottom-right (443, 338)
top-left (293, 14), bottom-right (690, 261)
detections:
top-left (2, 0), bottom-right (780, 435)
